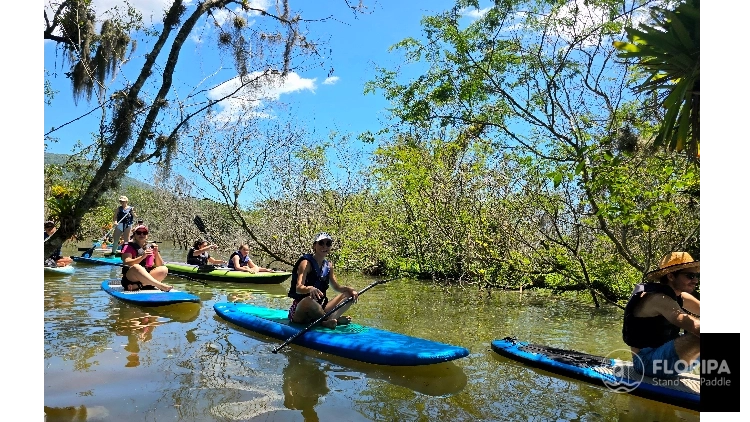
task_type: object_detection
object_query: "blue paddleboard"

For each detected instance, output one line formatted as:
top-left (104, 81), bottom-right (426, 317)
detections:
top-left (101, 279), bottom-right (200, 306)
top-left (214, 302), bottom-right (469, 366)
top-left (73, 256), bottom-right (123, 266)
top-left (491, 337), bottom-right (699, 411)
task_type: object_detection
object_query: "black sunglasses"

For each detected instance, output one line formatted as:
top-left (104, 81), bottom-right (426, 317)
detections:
top-left (678, 272), bottom-right (700, 280)
top-left (317, 239), bottom-right (332, 247)
top-left (134, 231), bottom-right (148, 235)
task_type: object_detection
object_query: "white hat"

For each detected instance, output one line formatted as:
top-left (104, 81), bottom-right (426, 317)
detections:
top-left (119, 195), bottom-right (129, 202)
top-left (313, 232), bottom-right (333, 243)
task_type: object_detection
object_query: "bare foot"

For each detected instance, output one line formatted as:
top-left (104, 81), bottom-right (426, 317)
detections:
top-left (321, 319), bottom-right (337, 329)
top-left (337, 315), bottom-right (352, 325)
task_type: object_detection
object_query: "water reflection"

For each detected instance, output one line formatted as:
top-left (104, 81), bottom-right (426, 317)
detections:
top-left (45, 253), bottom-right (697, 421)
top-left (282, 355), bottom-right (329, 421)
top-left (44, 405), bottom-right (109, 421)
top-left (108, 302), bottom-right (201, 367)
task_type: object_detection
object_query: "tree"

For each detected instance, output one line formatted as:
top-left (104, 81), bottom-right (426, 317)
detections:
top-left (365, 0), bottom-right (698, 302)
top-left (181, 105), bottom-right (374, 269)
top-left (614, 0), bottom-right (699, 161)
top-left (43, 0), bottom-right (365, 260)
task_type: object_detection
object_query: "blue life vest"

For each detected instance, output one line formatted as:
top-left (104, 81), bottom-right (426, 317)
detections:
top-left (287, 254), bottom-right (330, 301)
top-left (227, 251), bottom-right (250, 269)
top-left (622, 282), bottom-right (684, 349)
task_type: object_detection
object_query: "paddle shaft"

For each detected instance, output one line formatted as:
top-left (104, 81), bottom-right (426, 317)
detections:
top-left (81, 207), bottom-right (134, 256)
top-left (271, 276), bottom-right (399, 354)
top-left (107, 259), bottom-right (208, 286)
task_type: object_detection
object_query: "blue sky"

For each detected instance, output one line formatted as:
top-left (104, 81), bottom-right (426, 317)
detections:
top-left (43, 0), bottom-right (469, 175)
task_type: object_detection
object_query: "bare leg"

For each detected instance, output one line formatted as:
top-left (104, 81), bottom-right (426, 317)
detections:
top-left (56, 257), bottom-right (74, 267)
top-left (122, 226), bottom-right (132, 245)
top-left (322, 293), bottom-right (356, 326)
top-left (112, 226), bottom-right (123, 253)
top-left (292, 297), bottom-right (338, 328)
top-left (126, 265), bottom-right (173, 291)
top-left (148, 266), bottom-right (168, 282)
top-left (674, 332), bottom-right (700, 364)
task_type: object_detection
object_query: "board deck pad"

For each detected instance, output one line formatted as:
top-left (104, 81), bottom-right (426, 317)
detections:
top-left (491, 337), bottom-right (699, 411)
top-left (101, 279), bottom-right (200, 306)
top-left (214, 302), bottom-right (469, 366)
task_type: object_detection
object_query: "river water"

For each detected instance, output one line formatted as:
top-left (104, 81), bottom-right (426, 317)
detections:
top-left (43, 246), bottom-right (699, 421)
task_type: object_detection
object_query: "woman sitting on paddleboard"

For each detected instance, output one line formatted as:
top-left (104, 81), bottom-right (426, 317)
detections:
top-left (120, 225), bottom-right (172, 291)
top-left (187, 239), bottom-right (226, 266)
top-left (287, 233), bottom-right (358, 329)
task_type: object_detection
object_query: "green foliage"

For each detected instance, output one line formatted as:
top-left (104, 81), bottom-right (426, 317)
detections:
top-left (360, 0), bottom-right (700, 302)
top-left (44, 70), bottom-right (58, 106)
top-left (614, 0), bottom-right (699, 160)
top-left (53, 0), bottom-right (141, 104)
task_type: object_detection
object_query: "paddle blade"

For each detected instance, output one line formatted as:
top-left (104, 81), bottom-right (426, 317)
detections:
top-left (193, 215), bottom-right (207, 233)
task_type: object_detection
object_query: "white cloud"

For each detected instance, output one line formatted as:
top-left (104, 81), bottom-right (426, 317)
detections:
top-left (555, 0), bottom-right (654, 47)
top-left (323, 76), bottom-right (340, 85)
top-left (44, 0), bottom-right (270, 33)
top-left (460, 6), bottom-right (491, 20)
top-left (207, 71), bottom-right (316, 121)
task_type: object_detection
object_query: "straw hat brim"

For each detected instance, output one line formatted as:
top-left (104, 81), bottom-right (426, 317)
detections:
top-left (645, 261), bottom-right (700, 280)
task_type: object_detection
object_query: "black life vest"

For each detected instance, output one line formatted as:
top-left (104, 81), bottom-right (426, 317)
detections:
top-left (121, 241), bottom-right (145, 275)
top-left (44, 232), bottom-right (62, 260)
top-left (187, 248), bottom-right (208, 266)
top-left (622, 282), bottom-right (684, 349)
top-left (117, 206), bottom-right (134, 226)
top-left (287, 254), bottom-right (330, 301)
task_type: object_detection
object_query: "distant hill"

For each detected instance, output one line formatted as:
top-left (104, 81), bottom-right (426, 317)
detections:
top-left (44, 152), bottom-right (153, 190)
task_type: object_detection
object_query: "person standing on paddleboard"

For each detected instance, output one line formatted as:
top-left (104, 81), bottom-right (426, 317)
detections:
top-left (112, 195), bottom-right (136, 254)
top-left (120, 225), bottom-right (172, 291)
top-left (287, 233), bottom-right (359, 329)
top-left (622, 251), bottom-right (700, 378)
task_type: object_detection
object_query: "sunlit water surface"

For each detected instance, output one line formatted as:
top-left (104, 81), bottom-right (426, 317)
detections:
top-left (44, 246), bottom-right (699, 421)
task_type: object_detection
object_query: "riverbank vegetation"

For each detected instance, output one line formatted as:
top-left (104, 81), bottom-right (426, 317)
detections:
top-left (44, 0), bottom-right (699, 307)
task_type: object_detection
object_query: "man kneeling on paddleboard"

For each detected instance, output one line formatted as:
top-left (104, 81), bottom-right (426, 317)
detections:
top-left (622, 251), bottom-right (700, 378)
top-left (287, 233), bottom-right (358, 329)
top-left (120, 225), bottom-right (172, 292)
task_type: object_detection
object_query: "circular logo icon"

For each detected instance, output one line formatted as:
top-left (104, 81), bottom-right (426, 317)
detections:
top-left (600, 349), bottom-right (644, 393)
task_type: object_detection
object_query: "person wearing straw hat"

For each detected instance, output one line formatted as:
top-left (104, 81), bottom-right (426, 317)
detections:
top-left (111, 195), bottom-right (136, 254)
top-left (622, 252), bottom-right (700, 378)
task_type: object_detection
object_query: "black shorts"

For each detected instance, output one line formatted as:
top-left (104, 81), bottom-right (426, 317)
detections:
top-left (121, 266), bottom-right (157, 290)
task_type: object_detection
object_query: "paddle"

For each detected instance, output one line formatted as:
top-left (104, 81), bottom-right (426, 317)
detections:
top-left (81, 207), bottom-right (135, 257)
top-left (271, 276), bottom-right (401, 354)
top-left (193, 215), bottom-right (216, 244)
top-left (106, 259), bottom-right (209, 286)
